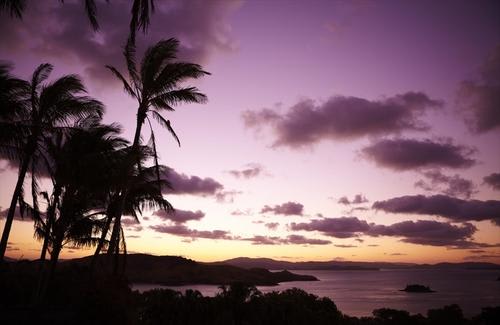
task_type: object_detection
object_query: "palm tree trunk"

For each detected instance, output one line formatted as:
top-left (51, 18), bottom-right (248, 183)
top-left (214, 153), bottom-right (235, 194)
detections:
top-left (106, 108), bottom-right (146, 272)
top-left (39, 186), bottom-right (61, 261)
top-left (0, 155), bottom-right (31, 261)
top-left (90, 204), bottom-right (114, 270)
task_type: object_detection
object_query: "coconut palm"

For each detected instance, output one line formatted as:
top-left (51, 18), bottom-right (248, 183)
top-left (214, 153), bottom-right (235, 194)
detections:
top-left (0, 0), bottom-right (25, 18)
top-left (0, 63), bottom-right (104, 261)
top-left (104, 37), bottom-right (209, 262)
top-left (1, 0), bottom-right (155, 34)
top-left (91, 148), bottom-right (173, 273)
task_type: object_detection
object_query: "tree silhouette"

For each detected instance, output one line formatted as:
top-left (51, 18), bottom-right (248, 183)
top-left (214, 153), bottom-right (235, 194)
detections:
top-left (0, 0), bottom-right (26, 18)
top-left (0, 63), bottom-right (103, 261)
top-left (103, 37), bottom-right (209, 269)
top-left (1, 0), bottom-right (156, 35)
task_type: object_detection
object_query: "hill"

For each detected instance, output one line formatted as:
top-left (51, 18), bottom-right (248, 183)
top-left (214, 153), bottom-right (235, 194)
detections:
top-left (216, 257), bottom-right (500, 271)
top-left (69, 254), bottom-right (318, 286)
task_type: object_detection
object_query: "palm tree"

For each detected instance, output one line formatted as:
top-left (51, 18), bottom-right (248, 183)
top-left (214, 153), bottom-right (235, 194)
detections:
top-left (0, 0), bottom-right (25, 18)
top-left (0, 63), bottom-right (104, 261)
top-left (90, 144), bottom-right (174, 269)
top-left (1, 0), bottom-right (155, 34)
top-left (104, 37), bottom-right (209, 263)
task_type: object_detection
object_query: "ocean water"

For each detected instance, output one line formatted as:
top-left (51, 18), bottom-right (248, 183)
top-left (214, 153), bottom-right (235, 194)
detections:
top-left (131, 269), bottom-right (500, 317)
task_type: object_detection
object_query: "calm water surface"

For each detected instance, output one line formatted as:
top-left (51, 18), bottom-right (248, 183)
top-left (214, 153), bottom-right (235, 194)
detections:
top-left (132, 269), bottom-right (500, 317)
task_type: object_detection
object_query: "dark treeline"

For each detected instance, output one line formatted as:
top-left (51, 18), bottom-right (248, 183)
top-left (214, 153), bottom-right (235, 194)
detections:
top-left (0, 264), bottom-right (499, 325)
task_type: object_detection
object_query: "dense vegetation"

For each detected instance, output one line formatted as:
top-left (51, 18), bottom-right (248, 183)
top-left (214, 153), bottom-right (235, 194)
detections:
top-left (0, 265), bottom-right (498, 324)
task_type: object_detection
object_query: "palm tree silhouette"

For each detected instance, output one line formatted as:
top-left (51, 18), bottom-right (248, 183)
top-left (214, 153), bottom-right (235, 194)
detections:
top-left (33, 118), bottom-right (126, 299)
top-left (0, 0), bottom-right (26, 18)
top-left (104, 37), bottom-right (209, 267)
top-left (0, 63), bottom-right (104, 261)
top-left (91, 147), bottom-right (173, 273)
top-left (1, 0), bottom-right (156, 34)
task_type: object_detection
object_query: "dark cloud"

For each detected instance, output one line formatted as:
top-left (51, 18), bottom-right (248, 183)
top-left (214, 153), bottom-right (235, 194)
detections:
top-left (121, 217), bottom-right (143, 232)
top-left (373, 194), bottom-right (500, 225)
top-left (362, 138), bottom-right (476, 170)
top-left (484, 173), bottom-right (500, 191)
top-left (162, 167), bottom-right (223, 196)
top-left (388, 253), bottom-right (407, 256)
top-left (286, 235), bottom-right (331, 245)
top-left (153, 209), bottom-right (204, 224)
top-left (261, 201), bottom-right (304, 216)
top-left (0, 0), bottom-right (241, 86)
top-left (338, 194), bottom-right (368, 205)
top-left (463, 254), bottom-right (500, 261)
top-left (242, 92), bottom-right (442, 148)
top-left (227, 163), bottom-right (265, 179)
top-left (458, 44), bottom-right (500, 133)
top-left (469, 249), bottom-right (487, 254)
top-left (290, 217), bottom-right (371, 238)
top-left (290, 216), bottom-right (484, 248)
top-left (415, 170), bottom-right (476, 199)
top-left (334, 244), bottom-right (357, 248)
top-left (243, 234), bottom-right (331, 245)
top-left (368, 220), bottom-right (477, 248)
top-left (265, 222), bottom-right (279, 230)
top-left (149, 224), bottom-right (232, 240)
top-left (367, 244), bottom-right (379, 247)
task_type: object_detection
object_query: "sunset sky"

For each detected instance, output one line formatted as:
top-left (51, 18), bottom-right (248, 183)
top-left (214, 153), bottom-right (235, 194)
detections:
top-left (1, 0), bottom-right (499, 263)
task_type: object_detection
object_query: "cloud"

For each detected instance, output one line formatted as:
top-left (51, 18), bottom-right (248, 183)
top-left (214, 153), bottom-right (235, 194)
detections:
top-left (290, 216), bottom-right (485, 248)
top-left (265, 222), bottom-right (279, 230)
top-left (362, 138), bottom-right (476, 170)
top-left (153, 209), bottom-right (205, 224)
top-left (373, 194), bottom-right (500, 225)
top-left (227, 163), bottom-right (266, 179)
top-left (242, 92), bottom-right (442, 148)
top-left (338, 194), bottom-right (368, 205)
top-left (463, 254), bottom-right (500, 261)
top-left (149, 224), bottom-right (232, 240)
top-left (458, 44), bottom-right (500, 133)
top-left (0, 0), bottom-right (241, 86)
top-left (368, 220), bottom-right (477, 248)
top-left (243, 234), bottom-right (331, 245)
top-left (290, 217), bottom-right (371, 238)
top-left (121, 217), bottom-right (143, 232)
top-left (286, 235), bottom-right (331, 245)
top-left (261, 201), bottom-right (304, 216)
top-left (215, 190), bottom-right (242, 203)
top-left (388, 253), bottom-right (407, 256)
top-left (484, 173), bottom-right (500, 191)
top-left (334, 244), bottom-right (357, 248)
top-left (414, 170), bottom-right (476, 199)
top-left (230, 209), bottom-right (252, 216)
top-left (162, 167), bottom-right (223, 196)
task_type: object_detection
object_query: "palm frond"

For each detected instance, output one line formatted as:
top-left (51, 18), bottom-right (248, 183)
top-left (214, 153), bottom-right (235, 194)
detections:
top-left (150, 87), bottom-right (207, 110)
top-left (140, 38), bottom-right (179, 88)
top-left (105, 65), bottom-right (136, 98)
top-left (84, 0), bottom-right (99, 31)
top-left (150, 110), bottom-right (180, 146)
top-left (151, 62), bottom-right (209, 96)
top-left (129, 0), bottom-right (155, 42)
top-left (124, 37), bottom-right (141, 92)
top-left (0, 0), bottom-right (26, 19)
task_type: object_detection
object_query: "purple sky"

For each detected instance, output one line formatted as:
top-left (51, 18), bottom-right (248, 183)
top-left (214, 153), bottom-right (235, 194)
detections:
top-left (1, 0), bottom-right (499, 263)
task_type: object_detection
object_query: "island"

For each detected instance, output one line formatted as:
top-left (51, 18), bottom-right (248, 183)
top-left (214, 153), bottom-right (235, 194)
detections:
top-left (73, 254), bottom-right (318, 286)
top-left (401, 284), bottom-right (435, 293)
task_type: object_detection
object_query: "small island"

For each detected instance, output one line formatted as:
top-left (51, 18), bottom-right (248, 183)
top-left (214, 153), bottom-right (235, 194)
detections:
top-left (401, 284), bottom-right (435, 293)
